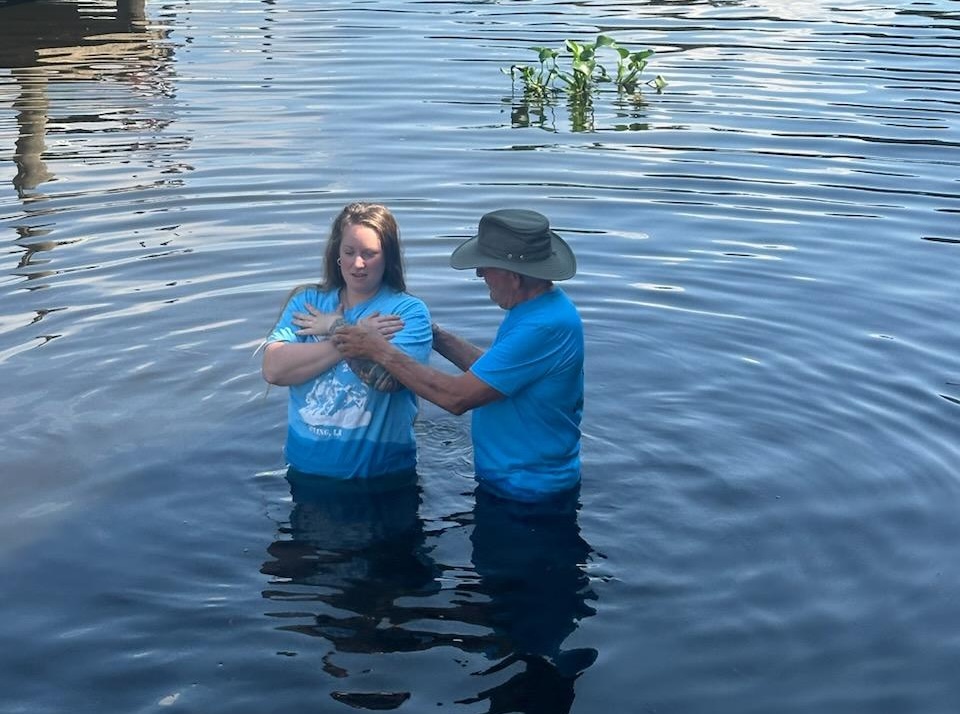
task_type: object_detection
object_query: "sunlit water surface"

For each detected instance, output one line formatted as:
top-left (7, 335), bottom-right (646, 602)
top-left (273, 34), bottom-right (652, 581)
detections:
top-left (2, 0), bottom-right (959, 712)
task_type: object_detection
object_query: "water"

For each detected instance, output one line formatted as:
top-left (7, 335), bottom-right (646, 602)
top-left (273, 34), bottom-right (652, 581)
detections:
top-left (2, 0), bottom-right (959, 711)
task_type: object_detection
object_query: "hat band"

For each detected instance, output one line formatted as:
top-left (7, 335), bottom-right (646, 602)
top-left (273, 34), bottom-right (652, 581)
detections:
top-left (479, 239), bottom-right (552, 263)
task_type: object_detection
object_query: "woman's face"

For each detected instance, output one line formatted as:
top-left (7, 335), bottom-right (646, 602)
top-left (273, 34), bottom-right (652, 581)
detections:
top-left (339, 222), bottom-right (386, 298)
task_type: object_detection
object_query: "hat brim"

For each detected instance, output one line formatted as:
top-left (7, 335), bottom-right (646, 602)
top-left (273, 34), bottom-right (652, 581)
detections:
top-left (450, 230), bottom-right (576, 281)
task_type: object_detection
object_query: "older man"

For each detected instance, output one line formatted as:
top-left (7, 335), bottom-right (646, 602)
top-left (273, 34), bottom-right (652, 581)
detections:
top-left (333, 209), bottom-right (584, 502)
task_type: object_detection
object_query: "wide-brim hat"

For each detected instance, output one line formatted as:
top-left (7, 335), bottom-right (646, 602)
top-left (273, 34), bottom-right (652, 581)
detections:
top-left (450, 209), bottom-right (576, 281)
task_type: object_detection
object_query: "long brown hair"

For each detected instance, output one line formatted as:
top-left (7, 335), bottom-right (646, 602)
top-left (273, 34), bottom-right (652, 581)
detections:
top-left (264, 202), bottom-right (407, 343)
top-left (321, 202), bottom-right (406, 293)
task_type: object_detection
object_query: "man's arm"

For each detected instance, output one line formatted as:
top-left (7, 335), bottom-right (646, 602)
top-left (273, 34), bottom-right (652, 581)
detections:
top-left (333, 324), bottom-right (503, 415)
top-left (431, 322), bottom-right (484, 371)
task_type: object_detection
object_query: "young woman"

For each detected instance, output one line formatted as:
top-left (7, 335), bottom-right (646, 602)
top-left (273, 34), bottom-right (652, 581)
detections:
top-left (262, 202), bottom-right (432, 479)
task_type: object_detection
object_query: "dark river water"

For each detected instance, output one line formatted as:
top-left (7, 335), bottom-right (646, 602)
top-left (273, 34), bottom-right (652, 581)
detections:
top-left (2, 0), bottom-right (959, 712)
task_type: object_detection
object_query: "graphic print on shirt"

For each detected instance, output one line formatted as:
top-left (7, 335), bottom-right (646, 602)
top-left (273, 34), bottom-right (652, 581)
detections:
top-left (299, 363), bottom-right (372, 429)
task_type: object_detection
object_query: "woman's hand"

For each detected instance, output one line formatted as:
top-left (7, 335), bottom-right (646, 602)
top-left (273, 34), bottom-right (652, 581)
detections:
top-left (293, 304), bottom-right (342, 337)
top-left (359, 311), bottom-right (404, 339)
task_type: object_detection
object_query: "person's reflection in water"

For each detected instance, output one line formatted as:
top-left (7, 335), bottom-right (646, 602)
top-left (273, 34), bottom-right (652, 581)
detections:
top-left (457, 486), bottom-right (599, 714)
top-left (261, 469), bottom-right (440, 663)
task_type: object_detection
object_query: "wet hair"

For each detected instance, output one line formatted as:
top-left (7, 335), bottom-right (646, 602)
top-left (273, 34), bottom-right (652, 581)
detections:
top-left (321, 202), bottom-right (406, 293)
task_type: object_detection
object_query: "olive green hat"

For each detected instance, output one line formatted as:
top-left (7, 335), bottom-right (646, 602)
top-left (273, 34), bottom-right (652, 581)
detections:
top-left (450, 209), bottom-right (576, 281)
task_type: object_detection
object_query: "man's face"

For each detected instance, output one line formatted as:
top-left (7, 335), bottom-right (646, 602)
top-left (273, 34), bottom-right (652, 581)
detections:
top-left (476, 267), bottom-right (520, 309)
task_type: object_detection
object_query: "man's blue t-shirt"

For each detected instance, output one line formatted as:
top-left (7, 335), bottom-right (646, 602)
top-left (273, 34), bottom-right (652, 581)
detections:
top-left (267, 284), bottom-right (432, 478)
top-left (469, 287), bottom-right (584, 501)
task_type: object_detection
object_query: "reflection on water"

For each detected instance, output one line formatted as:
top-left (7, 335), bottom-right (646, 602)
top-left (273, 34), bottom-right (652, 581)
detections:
top-left (506, 92), bottom-right (652, 134)
top-left (455, 487), bottom-right (598, 714)
top-left (262, 474), bottom-right (597, 711)
top-left (262, 470), bottom-right (439, 651)
top-left (2, 0), bottom-right (959, 711)
top-left (1, 0), bottom-right (174, 196)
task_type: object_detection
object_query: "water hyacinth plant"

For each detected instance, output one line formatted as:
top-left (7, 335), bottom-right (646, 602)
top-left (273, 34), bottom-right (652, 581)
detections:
top-left (504, 35), bottom-right (667, 100)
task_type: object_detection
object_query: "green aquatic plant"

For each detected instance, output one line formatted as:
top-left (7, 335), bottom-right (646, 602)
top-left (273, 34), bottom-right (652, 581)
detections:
top-left (612, 44), bottom-right (662, 94)
top-left (504, 34), bottom-right (667, 100)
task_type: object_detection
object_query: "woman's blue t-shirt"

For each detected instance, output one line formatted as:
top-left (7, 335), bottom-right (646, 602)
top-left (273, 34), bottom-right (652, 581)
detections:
top-left (268, 284), bottom-right (432, 478)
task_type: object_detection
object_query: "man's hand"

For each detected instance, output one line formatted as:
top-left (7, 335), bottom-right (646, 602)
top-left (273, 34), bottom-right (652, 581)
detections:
top-left (333, 322), bottom-right (404, 392)
top-left (332, 323), bottom-right (389, 360)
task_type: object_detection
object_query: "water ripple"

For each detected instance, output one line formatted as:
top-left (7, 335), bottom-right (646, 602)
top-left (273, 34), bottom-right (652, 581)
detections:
top-left (3, 1), bottom-right (960, 712)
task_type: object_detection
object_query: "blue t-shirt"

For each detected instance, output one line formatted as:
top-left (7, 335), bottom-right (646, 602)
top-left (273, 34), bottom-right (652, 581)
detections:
top-left (267, 284), bottom-right (432, 478)
top-left (469, 288), bottom-right (584, 501)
